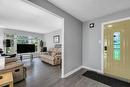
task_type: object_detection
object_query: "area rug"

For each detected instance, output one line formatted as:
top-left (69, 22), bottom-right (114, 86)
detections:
top-left (83, 71), bottom-right (130, 87)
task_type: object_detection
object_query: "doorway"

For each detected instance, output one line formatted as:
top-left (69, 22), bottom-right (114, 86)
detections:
top-left (102, 18), bottom-right (130, 81)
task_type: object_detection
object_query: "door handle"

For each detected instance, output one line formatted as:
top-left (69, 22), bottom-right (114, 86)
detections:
top-left (104, 46), bottom-right (107, 51)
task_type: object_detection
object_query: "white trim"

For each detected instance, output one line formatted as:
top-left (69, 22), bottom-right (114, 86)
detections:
top-left (101, 22), bottom-right (104, 74)
top-left (62, 65), bottom-right (104, 78)
top-left (82, 66), bottom-right (102, 74)
top-left (62, 66), bottom-right (82, 78)
top-left (61, 19), bottom-right (65, 78)
top-left (101, 17), bottom-right (130, 74)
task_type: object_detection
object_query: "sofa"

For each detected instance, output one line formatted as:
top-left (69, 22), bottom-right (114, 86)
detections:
top-left (0, 57), bottom-right (26, 83)
top-left (39, 48), bottom-right (61, 65)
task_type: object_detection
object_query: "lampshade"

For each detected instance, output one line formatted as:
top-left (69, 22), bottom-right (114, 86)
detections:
top-left (0, 56), bottom-right (5, 70)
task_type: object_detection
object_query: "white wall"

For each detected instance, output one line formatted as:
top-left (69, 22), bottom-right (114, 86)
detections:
top-left (2, 28), bottom-right (44, 40)
top-left (44, 29), bottom-right (62, 50)
top-left (0, 28), bottom-right (44, 53)
top-left (82, 8), bottom-right (130, 72)
top-left (0, 30), bottom-right (4, 49)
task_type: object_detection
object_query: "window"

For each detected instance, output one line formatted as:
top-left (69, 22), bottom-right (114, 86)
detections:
top-left (17, 35), bottom-right (39, 52)
top-left (113, 32), bottom-right (120, 61)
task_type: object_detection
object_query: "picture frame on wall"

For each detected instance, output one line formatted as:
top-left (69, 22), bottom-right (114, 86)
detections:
top-left (53, 35), bottom-right (60, 43)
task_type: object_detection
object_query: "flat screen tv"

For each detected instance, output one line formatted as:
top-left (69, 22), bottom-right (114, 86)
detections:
top-left (17, 44), bottom-right (35, 53)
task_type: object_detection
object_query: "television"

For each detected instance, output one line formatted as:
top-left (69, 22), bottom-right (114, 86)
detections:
top-left (17, 44), bottom-right (35, 53)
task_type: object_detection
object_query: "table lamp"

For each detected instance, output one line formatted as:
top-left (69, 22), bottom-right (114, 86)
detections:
top-left (0, 56), bottom-right (5, 79)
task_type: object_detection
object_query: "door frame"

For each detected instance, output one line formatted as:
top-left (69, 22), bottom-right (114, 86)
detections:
top-left (22, 0), bottom-right (65, 78)
top-left (101, 17), bottom-right (130, 74)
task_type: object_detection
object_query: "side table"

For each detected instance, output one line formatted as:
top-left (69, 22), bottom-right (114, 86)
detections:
top-left (0, 72), bottom-right (13, 87)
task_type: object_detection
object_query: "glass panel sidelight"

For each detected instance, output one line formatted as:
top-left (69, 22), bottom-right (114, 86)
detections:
top-left (113, 32), bottom-right (120, 61)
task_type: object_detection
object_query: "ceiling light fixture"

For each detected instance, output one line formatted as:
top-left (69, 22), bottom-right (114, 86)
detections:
top-left (108, 25), bottom-right (112, 28)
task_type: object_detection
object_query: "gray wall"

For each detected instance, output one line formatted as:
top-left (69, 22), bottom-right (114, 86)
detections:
top-left (44, 29), bottom-right (62, 50)
top-left (82, 8), bottom-right (130, 72)
top-left (29, 0), bottom-right (82, 75)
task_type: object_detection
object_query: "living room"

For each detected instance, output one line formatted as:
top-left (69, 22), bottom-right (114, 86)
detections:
top-left (0, 0), bottom-right (64, 86)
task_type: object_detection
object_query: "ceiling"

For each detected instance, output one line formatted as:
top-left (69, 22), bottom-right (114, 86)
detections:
top-left (0, 0), bottom-right (63, 34)
top-left (48, 0), bottom-right (130, 21)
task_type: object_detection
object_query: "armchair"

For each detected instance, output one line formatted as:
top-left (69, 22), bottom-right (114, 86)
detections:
top-left (39, 48), bottom-right (61, 65)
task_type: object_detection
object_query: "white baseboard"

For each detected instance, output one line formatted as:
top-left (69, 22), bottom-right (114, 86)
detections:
top-left (61, 66), bottom-right (103, 78)
top-left (62, 66), bottom-right (82, 78)
top-left (82, 66), bottom-right (103, 74)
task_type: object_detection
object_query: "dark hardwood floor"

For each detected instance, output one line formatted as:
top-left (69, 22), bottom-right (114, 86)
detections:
top-left (15, 58), bottom-right (109, 87)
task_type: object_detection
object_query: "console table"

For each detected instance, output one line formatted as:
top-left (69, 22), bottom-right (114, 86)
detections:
top-left (0, 72), bottom-right (13, 87)
top-left (19, 53), bottom-right (34, 61)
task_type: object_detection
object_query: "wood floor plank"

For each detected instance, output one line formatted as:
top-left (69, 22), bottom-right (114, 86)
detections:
top-left (15, 58), bottom-right (110, 87)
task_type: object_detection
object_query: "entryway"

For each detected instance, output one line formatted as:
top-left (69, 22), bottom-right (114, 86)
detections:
top-left (103, 18), bottom-right (130, 81)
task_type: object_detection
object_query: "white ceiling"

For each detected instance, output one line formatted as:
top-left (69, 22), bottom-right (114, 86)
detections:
top-left (49, 0), bottom-right (130, 21)
top-left (0, 0), bottom-right (63, 34)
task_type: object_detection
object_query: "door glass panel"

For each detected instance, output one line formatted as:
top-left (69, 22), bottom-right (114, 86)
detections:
top-left (113, 32), bottom-right (120, 61)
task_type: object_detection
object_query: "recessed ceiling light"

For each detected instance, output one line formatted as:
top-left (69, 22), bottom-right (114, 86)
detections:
top-left (108, 25), bottom-right (112, 28)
